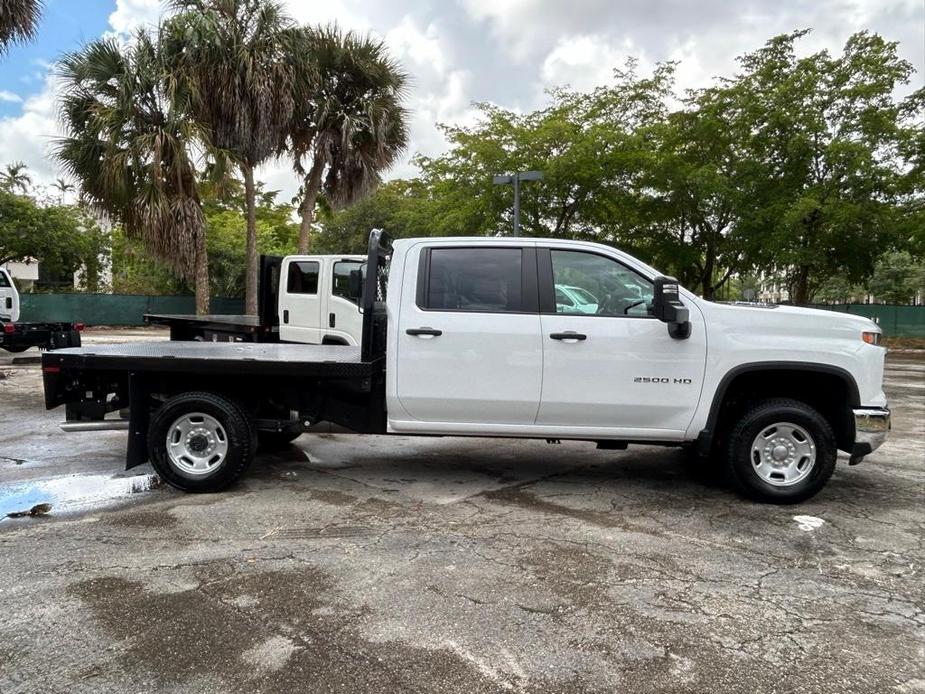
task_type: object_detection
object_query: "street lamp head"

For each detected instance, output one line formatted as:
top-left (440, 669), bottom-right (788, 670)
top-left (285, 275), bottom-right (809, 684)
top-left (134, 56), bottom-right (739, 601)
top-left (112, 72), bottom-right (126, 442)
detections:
top-left (518, 171), bottom-right (544, 181)
top-left (492, 175), bottom-right (513, 185)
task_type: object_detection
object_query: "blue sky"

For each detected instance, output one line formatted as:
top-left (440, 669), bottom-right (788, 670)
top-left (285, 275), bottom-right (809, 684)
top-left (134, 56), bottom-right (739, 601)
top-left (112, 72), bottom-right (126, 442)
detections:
top-left (1, 0), bottom-right (922, 202)
top-left (0, 0), bottom-right (114, 118)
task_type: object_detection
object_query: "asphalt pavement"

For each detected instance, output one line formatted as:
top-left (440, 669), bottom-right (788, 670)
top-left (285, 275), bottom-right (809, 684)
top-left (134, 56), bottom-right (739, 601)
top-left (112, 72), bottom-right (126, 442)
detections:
top-left (0, 345), bottom-right (922, 693)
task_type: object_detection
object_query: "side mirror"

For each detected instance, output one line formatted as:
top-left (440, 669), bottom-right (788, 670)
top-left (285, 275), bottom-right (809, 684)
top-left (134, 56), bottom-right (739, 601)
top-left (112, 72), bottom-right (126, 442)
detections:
top-left (348, 269), bottom-right (364, 300)
top-left (652, 276), bottom-right (691, 340)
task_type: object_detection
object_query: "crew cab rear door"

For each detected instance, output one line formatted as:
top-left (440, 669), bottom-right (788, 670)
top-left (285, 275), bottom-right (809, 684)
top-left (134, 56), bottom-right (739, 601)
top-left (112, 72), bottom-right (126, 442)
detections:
top-left (393, 243), bottom-right (543, 425)
top-left (0, 269), bottom-right (19, 322)
top-left (535, 247), bottom-right (706, 434)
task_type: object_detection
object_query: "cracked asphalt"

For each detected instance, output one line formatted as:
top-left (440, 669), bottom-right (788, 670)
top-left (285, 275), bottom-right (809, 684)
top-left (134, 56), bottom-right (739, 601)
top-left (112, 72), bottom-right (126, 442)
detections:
top-left (0, 346), bottom-right (923, 693)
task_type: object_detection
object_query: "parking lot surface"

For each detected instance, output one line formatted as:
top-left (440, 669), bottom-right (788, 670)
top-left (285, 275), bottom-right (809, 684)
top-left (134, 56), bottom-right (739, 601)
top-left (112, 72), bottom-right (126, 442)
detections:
top-left (1, 348), bottom-right (922, 693)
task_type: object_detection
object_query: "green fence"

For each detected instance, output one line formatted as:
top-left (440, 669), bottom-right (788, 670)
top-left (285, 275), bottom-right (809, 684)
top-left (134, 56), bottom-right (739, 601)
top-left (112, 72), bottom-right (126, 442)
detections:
top-left (19, 294), bottom-right (245, 326)
top-left (16, 293), bottom-right (925, 336)
top-left (809, 304), bottom-right (925, 338)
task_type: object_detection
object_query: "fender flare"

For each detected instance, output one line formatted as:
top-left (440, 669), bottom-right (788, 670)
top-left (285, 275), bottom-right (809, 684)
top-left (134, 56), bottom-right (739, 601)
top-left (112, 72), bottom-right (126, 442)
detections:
top-left (696, 361), bottom-right (860, 454)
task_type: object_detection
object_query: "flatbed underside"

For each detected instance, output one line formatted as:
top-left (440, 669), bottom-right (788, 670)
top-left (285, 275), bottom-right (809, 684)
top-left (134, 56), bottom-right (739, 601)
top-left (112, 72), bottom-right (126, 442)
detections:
top-left (43, 342), bottom-right (377, 378)
top-left (145, 313), bottom-right (261, 327)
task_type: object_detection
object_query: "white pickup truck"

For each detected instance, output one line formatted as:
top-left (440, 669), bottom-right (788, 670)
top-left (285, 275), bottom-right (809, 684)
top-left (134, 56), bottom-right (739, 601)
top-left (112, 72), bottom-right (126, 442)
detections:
top-left (42, 231), bottom-right (890, 503)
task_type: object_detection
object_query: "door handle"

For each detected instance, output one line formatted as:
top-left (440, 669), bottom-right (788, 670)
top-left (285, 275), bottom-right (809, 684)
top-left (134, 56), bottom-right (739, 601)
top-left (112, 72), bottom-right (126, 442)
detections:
top-left (550, 331), bottom-right (587, 341)
top-left (329, 312), bottom-right (336, 328)
top-left (406, 327), bottom-right (442, 337)
top-left (283, 309), bottom-right (289, 324)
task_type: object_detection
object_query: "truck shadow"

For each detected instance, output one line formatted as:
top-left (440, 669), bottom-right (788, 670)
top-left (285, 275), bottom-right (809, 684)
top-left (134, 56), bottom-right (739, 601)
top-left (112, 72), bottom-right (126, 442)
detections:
top-left (252, 436), bottom-right (915, 510)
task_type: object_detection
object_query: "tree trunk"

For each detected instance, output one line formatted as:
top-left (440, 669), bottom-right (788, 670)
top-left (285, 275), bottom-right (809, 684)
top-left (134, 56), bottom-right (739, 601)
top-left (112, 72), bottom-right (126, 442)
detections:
top-left (792, 267), bottom-right (811, 305)
top-left (194, 226), bottom-right (210, 315)
top-left (243, 165), bottom-right (258, 315)
top-left (297, 161), bottom-right (325, 254)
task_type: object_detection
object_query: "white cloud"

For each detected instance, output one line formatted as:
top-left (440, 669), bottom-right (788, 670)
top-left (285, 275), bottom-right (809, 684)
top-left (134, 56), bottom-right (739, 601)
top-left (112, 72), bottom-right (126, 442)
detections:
top-left (541, 35), bottom-right (638, 92)
top-left (0, 90), bottom-right (23, 103)
top-left (0, 72), bottom-right (65, 187)
top-left (107, 0), bottom-right (163, 35)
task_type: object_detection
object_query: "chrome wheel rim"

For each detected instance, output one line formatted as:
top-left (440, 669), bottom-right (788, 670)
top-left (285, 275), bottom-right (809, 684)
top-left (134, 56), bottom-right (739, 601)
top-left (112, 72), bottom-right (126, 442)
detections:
top-left (165, 412), bottom-right (228, 476)
top-left (750, 422), bottom-right (816, 486)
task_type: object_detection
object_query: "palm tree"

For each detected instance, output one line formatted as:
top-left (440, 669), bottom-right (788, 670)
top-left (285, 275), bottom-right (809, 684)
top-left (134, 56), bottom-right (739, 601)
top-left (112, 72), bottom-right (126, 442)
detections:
top-left (52, 177), bottom-right (74, 202)
top-left (286, 26), bottom-right (409, 253)
top-left (0, 161), bottom-right (32, 194)
top-left (0, 0), bottom-right (42, 55)
top-left (162, 0), bottom-right (298, 315)
top-left (55, 33), bottom-right (212, 314)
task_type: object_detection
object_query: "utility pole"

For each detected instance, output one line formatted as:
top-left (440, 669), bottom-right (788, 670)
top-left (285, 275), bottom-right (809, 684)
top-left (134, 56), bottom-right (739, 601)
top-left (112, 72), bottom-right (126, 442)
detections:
top-left (492, 170), bottom-right (543, 236)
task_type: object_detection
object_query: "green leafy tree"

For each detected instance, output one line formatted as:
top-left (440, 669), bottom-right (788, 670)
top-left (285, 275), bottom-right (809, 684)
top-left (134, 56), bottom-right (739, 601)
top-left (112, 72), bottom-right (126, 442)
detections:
top-left (411, 62), bottom-right (672, 243)
top-left (56, 34), bottom-right (211, 313)
top-left (0, 0), bottom-right (42, 55)
top-left (163, 0), bottom-right (298, 315)
top-left (313, 179), bottom-right (435, 253)
top-left (284, 25), bottom-right (409, 253)
top-left (0, 189), bottom-right (107, 284)
top-left (732, 30), bottom-right (922, 304)
top-left (868, 251), bottom-right (924, 304)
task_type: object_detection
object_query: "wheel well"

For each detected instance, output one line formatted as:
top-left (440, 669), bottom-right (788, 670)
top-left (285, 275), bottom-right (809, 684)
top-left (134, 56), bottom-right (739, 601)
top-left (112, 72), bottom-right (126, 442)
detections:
top-left (707, 367), bottom-right (858, 453)
top-left (321, 336), bottom-right (350, 346)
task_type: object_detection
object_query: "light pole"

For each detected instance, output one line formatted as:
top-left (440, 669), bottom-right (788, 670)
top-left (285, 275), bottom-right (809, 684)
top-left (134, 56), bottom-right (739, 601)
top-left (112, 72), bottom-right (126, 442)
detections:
top-left (493, 170), bottom-right (543, 236)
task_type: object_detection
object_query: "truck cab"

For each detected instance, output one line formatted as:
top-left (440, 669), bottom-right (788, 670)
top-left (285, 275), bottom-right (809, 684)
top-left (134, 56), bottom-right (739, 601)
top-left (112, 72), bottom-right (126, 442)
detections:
top-left (278, 255), bottom-right (365, 345)
top-left (0, 267), bottom-right (20, 323)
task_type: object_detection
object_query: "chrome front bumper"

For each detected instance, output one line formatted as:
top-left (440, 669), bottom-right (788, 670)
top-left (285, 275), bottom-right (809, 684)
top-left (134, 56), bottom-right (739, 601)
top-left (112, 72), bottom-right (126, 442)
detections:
top-left (849, 407), bottom-right (891, 465)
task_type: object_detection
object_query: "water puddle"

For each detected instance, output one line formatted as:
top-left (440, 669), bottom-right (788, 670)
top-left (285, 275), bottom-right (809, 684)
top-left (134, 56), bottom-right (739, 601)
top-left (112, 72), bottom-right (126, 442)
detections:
top-left (0, 473), bottom-right (163, 521)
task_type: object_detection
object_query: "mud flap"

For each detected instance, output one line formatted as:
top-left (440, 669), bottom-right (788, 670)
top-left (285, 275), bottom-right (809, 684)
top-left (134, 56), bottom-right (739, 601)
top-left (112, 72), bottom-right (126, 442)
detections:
top-left (126, 373), bottom-right (151, 470)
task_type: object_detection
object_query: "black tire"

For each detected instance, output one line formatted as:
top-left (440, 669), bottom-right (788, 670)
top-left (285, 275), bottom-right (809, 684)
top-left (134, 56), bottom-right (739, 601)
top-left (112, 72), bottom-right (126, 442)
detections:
top-left (67, 329), bottom-right (81, 348)
top-left (258, 427), bottom-right (302, 451)
top-left (147, 391), bottom-right (257, 493)
top-left (725, 398), bottom-right (836, 504)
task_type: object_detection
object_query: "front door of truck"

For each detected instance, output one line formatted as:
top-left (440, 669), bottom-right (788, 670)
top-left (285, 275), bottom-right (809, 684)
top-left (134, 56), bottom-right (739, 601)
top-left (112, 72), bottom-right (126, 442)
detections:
top-left (322, 259), bottom-right (365, 345)
top-left (279, 258), bottom-right (322, 343)
top-left (394, 245), bottom-right (543, 425)
top-left (536, 248), bottom-right (706, 435)
top-left (0, 269), bottom-right (19, 322)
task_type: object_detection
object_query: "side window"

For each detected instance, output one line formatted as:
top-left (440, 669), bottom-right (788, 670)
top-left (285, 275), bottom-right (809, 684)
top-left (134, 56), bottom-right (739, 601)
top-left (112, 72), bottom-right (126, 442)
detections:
top-left (332, 261), bottom-right (363, 305)
top-left (0, 271), bottom-right (10, 288)
top-left (286, 261), bottom-right (319, 295)
top-left (422, 248), bottom-right (523, 313)
top-left (550, 250), bottom-right (654, 317)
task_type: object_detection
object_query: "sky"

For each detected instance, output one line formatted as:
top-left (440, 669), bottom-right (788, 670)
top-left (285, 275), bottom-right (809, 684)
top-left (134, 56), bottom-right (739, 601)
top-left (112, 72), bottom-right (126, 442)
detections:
top-left (1, 0), bottom-right (922, 203)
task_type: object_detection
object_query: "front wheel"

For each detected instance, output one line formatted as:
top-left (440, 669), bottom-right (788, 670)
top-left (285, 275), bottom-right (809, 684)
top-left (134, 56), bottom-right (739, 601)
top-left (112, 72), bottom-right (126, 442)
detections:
top-left (148, 391), bottom-right (256, 492)
top-left (725, 398), bottom-right (836, 504)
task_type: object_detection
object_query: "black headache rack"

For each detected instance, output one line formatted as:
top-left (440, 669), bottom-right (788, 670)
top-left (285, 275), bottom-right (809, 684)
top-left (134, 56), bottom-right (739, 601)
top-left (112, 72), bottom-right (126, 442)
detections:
top-left (360, 228), bottom-right (392, 362)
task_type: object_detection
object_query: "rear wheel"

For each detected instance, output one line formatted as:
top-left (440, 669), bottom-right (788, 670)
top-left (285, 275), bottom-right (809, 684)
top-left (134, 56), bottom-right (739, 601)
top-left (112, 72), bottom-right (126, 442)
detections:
top-left (148, 391), bottom-right (256, 492)
top-left (725, 398), bottom-right (836, 504)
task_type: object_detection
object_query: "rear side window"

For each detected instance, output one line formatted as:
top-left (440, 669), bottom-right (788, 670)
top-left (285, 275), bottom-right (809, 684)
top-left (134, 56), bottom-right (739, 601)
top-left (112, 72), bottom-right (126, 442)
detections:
top-left (421, 248), bottom-right (524, 313)
top-left (0, 271), bottom-right (10, 288)
top-left (287, 261), bottom-right (319, 295)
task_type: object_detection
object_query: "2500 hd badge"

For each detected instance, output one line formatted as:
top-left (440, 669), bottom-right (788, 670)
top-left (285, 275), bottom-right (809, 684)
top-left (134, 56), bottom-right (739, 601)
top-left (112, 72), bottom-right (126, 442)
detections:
top-left (634, 377), bottom-right (693, 384)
